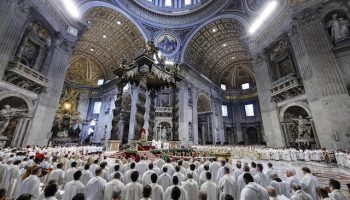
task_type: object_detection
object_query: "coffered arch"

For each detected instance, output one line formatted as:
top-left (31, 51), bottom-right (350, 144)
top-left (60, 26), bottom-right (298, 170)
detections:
top-left (183, 18), bottom-right (253, 87)
top-left (66, 6), bottom-right (146, 86)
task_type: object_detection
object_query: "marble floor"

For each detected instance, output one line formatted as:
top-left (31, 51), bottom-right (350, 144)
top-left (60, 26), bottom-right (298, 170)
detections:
top-left (238, 158), bottom-right (350, 191)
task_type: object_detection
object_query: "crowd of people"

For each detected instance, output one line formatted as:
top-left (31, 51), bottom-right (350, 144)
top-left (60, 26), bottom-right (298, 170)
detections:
top-left (0, 145), bottom-right (349, 200)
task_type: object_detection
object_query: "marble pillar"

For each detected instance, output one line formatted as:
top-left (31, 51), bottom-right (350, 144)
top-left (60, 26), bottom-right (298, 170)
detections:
top-left (111, 82), bottom-right (124, 140)
top-left (128, 86), bottom-right (138, 143)
top-left (147, 90), bottom-right (156, 140)
top-left (178, 82), bottom-right (189, 144)
top-left (252, 54), bottom-right (285, 147)
top-left (289, 15), bottom-right (350, 150)
top-left (192, 88), bottom-right (199, 145)
top-left (134, 69), bottom-right (148, 140)
top-left (0, 0), bottom-right (30, 78)
top-left (171, 82), bottom-right (180, 140)
top-left (25, 38), bottom-right (74, 146)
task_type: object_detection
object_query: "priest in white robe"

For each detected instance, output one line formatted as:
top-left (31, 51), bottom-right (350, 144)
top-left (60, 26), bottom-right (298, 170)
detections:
top-left (289, 185), bottom-right (313, 200)
top-left (136, 157), bottom-right (148, 177)
top-left (270, 177), bottom-right (291, 198)
top-left (62, 171), bottom-right (85, 200)
top-left (200, 172), bottom-right (218, 200)
top-left (48, 163), bottom-right (65, 188)
top-left (142, 163), bottom-right (156, 185)
top-left (233, 162), bottom-right (243, 181)
top-left (85, 168), bottom-right (107, 200)
top-left (158, 166), bottom-right (172, 191)
top-left (183, 174), bottom-right (199, 200)
top-left (254, 164), bottom-right (270, 189)
top-left (124, 162), bottom-right (137, 184)
top-left (81, 164), bottom-right (93, 186)
top-left (64, 162), bottom-right (78, 185)
top-left (104, 172), bottom-right (125, 200)
top-left (237, 166), bottom-right (250, 195)
top-left (218, 167), bottom-right (239, 200)
top-left (240, 173), bottom-right (269, 200)
top-left (164, 176), bottom-right (188, 200)
top-left (300, 167), bottom-right (319, 200)
top-left (124, 171), bottom-right (143, 200)
top-left (16, 165), bottom-right (42, 200)
top-left (150, 173), bottom-right (164, 200)
top-left (328, 179), bottom-right (349, 200)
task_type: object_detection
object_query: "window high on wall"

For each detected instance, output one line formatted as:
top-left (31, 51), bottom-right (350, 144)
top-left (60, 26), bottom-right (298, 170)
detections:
top-left (165, 0), bottom-right (172, 6)
top-left (220, 84), bottom-right (227, 91)
top-left (222, 105), bottom-right (228, 117)
top-left (242, 83), bottom-right (250, 90)
top-left (97, 79), bottom-right (104, 86)
top-left (93, 102), bottom-right (102, 114)
top-left (184, 0), bottom-right (192, 5)
top-left (245, 104), bottom-right (254, 116)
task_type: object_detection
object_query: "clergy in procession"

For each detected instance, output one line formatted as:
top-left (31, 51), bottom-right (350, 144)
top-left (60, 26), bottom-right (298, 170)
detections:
top-left (85, 168), bottom-right (107, 200)
top-left (265, 163), bottom-right (275, 181)
top-left (124, 171), bottom-right (143, 200)
top-left (136, 156), bottom-right (149, 178)
top-left (186, 164), bottom-right (199, 183)
top-left (237, 166), bottom-right (250, 195)
top-left (285, 169), bottom-right (299, 192)
top-left (158, 167), bottom-right (172, 191)
top-left (289, 185), bottom-right (313, 200)
top-left (164, 176), bottom-right (188, 200)
top-left (149, 173), bottom-right (164, 200)
top-left (16, 165), bottom-right (42, 200)
top-left (209, 158), bottom-right (221, 182)
top-left (183, 173), bottom-right (199, 200)
top-left (108, 165), bottom-right (124, 182)
top-left (124, 162), bottom-right (137, 184)
top-left (47, 163), bottom-right (65, 188)
top-left (62, 171), bottom-right (85, 200)
top-left (199, 165), bottom-right (210, 186)
top-left (254, 164), bottom-right (270, 189)
top-left (173, 166), bottom-right (186, 183)
top-left (233, 161), bottom-right (243, 181)
top-left (142, 163), bottom-right (156, 185)
top-left (104, 172), bottom-right (125, 200)
top-left (270, 174), bottom-right (291, 198)
top-left (300, 167), bottom-right (319, 200)
top-left (240, 173), bottom-right (269, 200)
top-left (200, 172), bottom-right (218, 200)
top-left (81, 164), bottom-right (93, 186)
top-left (65, 162), bottom-right (78, 185)
top-left (328, 179), bottom-right (349, 200)
top-left (141, 185), bottom-right (152, 200)
top-left (1, 160), bottom-right (20, 198)
top-left (218, 167), bottom-right (239, 200)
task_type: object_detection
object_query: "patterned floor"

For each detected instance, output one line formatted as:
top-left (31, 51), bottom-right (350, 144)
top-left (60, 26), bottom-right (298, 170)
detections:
top-left (238, 159), bottom-right (350, 191)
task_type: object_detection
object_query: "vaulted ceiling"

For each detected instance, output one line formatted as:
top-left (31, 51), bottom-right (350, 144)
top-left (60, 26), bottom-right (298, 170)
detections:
top-left (184, 18), bottom-right (254, 89)
top-left (66, 7), bottom-right (145, 86)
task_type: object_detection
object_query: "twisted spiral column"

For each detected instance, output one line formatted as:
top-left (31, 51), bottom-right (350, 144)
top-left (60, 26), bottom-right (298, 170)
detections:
top-left (147, 89), bottom-right (156, 141)
top-left (111, 82), bottom-right (124, 140)
top-left (172, 82), bottom-right (180, 140)
top-left (134, 71), bottom-right (148, 139)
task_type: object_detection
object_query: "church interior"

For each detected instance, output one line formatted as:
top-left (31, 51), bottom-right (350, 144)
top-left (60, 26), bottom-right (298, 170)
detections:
top-left (1, 0), bottom-right (350, 199)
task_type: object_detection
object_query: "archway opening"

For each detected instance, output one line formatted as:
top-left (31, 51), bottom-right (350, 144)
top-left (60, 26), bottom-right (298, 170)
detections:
top-left (197, 95), bottom-right (212, 145)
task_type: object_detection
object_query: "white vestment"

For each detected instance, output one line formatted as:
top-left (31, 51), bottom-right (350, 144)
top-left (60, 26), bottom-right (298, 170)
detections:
top-left (233, 168), bottom-right (243, 181)
top-left (85, 176), bottom-right (107, 200)
top-left (209, 162), bottom-right (221, 182)
top-left (48, 169), bottom-right (65, 187)
top-left (158, 173), bottom-right (172, 191)
top-left (183, 179), bottom-right (199, 200)
top-left (62, 180), bottom-right (85, 200)
top-left (142, 169), bottom-right (156, 185)
top-left (150, 183), bottom-right (164, 200)
top-left (300, 173), bottom-right (319, 200)
top-left (329, 189), bottom-right (349, 200)
top-left (164, 185), bottom-right (188, 200)
top-left (270, 180), bottom-right (291, 198)
top-left (289, 190), bottom-right (313, 200)
top-left (240, 182), bottom-right (270, 200)
top-left (81, 170), bottom-right (93, 186)
top-left (237, 173), bottom-right (247, 195)
top-left (124, 182), bottom-right (143, 200)
top-left (200, 180), bottom-right (218, 200)
top-left (64, 168), bottom-right (78, 185)
top-left (136, 161), bottom-right (148, 177)
top-left (254, 172), bottom-right (270, 188)
top-left (16, 175), bottom-right (41, 200)
top-left (104, 179), bottom-right (125, 200)
top-left (218, 174), bottom-right (239, 200)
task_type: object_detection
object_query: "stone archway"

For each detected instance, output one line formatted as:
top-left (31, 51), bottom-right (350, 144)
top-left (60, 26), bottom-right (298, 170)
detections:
top-left (0, 92), bottom-right (33, 147)
top-left (245, 127), bottom-right (258, 145)
top-left (197, 94), bottom-right (212, 145)
top-left (280, 103), bottom-right (318, 148)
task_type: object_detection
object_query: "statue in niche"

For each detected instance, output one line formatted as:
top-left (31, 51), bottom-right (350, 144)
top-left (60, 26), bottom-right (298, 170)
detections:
top-left (161, 127), bottom-right (168, 142)
top-left (339, 17), bottom-right (350, 38)
top-left (327, 14), bottom-right (350, 41)
top-left (291, 115), bottom-right (312, 140)
top-left (0, 105), bottom-right (27, 136)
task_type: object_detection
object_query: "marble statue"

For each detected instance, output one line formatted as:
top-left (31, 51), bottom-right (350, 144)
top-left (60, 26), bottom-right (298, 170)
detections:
top-left (327, 14), bottom-right (350, 41)
top-left (291, 115), bottom-right (312, 140)
top-left (339, 17), bottom-right (350, 38)
top-left (0, 105), bottom-right (27, 136)
top-left (161, 127), bottom-right (167, 141)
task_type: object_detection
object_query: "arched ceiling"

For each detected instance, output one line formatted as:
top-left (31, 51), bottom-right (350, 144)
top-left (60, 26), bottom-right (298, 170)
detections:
top-left (220, 64), bottom-right (256, 91)
top-left (184, 18), bottom-right (253, 87)
top-left (66, 7), bottom-right (146, 86)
